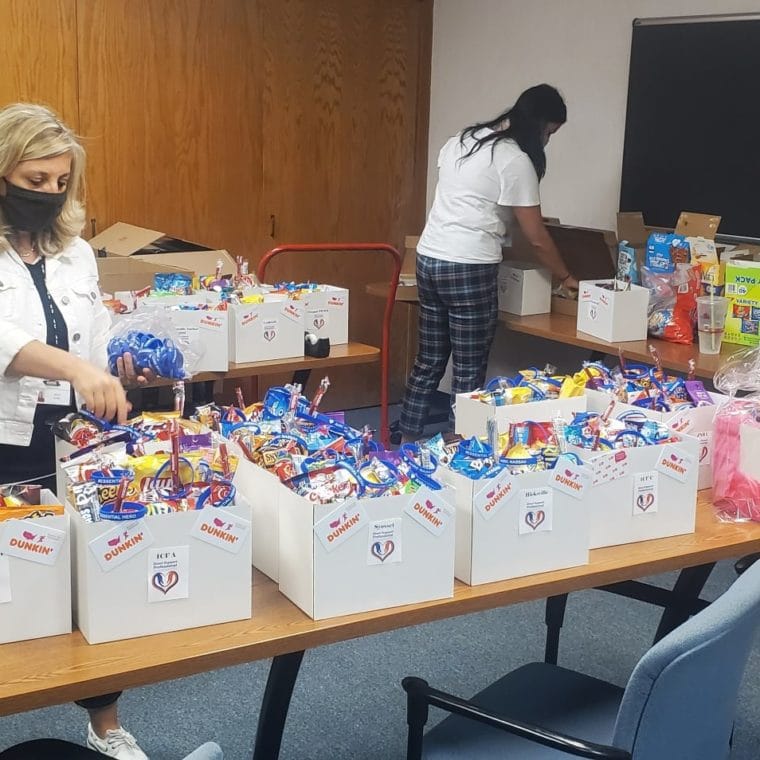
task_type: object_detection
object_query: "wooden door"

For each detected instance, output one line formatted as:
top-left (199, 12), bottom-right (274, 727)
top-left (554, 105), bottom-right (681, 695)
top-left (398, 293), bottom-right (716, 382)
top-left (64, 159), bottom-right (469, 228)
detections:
top-left (76, 0), bottom-right (265, 257)
top-left (260, 0), bottom-right (432, 409)
top-left (0, 0), bottom-right (79, 126)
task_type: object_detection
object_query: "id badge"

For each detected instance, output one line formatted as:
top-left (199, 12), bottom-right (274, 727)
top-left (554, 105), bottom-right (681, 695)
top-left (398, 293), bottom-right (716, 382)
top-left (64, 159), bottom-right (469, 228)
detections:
top-left (34, 379), bottom-right (72, 406)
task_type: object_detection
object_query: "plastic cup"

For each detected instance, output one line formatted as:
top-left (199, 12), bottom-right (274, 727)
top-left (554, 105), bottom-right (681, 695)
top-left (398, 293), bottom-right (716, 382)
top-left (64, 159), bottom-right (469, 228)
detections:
top-left (696, 296), bottom-right (729, 355)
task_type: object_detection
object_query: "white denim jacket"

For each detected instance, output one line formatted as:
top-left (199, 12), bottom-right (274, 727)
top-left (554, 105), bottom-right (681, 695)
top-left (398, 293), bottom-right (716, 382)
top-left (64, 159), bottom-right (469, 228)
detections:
top-left (0, 236), bottom-right (111, 445)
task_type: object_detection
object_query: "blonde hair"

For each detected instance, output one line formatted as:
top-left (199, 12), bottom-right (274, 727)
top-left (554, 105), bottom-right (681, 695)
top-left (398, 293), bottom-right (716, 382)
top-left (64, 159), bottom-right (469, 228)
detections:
top-left (0, 103), bottom-right (86, 256)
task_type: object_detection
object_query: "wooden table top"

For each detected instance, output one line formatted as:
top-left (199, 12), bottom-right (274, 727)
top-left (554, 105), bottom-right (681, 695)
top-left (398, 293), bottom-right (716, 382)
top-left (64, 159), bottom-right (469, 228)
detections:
top-left (498, 312), bottom-right (738, 380)
top-left (150, 342), bottom-right (380, 387)
top-left (2, 494), bottom-right (758, 716)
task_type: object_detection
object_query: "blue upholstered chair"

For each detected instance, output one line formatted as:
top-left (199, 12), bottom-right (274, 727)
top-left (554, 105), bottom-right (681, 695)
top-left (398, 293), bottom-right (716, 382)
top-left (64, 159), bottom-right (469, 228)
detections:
top-left (402, 557), bottom-right (760, 759)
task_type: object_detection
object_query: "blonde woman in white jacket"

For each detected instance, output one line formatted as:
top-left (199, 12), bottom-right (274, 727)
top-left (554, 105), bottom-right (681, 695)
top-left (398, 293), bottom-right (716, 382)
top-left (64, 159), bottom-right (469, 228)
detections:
top-left (0, 104), bottom-right (147, 759)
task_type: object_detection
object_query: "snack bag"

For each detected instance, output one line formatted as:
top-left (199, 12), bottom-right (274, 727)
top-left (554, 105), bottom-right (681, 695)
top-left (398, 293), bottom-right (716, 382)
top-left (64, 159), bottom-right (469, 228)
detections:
top-left (687, 236), bottom-right (722, 295)
top-left (645, 232), bottom-right (689, 274)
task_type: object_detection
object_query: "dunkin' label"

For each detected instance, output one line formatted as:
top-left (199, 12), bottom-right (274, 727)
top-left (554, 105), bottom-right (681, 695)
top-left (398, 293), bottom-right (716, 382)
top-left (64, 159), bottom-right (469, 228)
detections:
top-left (89, 521), bottom-right (154, 573)
top-left (0, 520), bottom-right (65, 566)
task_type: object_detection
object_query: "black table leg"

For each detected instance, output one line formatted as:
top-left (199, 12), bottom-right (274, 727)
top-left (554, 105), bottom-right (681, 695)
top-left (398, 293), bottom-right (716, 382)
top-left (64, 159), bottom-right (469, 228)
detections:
top-left (252, 650), bottom-right (305, 760)
top-left (544, 594), bottom-right (569, 665)
top-left (652, 563), bottom-right (715, 644)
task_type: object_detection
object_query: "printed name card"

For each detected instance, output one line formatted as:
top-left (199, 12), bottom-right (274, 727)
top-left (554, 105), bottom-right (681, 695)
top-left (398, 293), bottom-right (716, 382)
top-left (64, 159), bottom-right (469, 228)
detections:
top-left (89, 520), bottom-right (154, 572)
top-left (0, 519), bottom-right (66, 566)
top-left (474, 473), bottom-right (517, 521)
top-left (519, 488), bottom-right (553, 535)
top-left (633, 471), bottom-right (659, 515)
top-left (191, 509), bottom-right (251, 555)
top-left (367, 518), bottom-right (402, 565)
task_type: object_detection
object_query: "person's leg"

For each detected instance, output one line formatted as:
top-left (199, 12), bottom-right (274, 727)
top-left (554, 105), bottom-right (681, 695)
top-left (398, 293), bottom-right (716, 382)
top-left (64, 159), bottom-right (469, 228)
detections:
top-left (399, 256), bottom-right (451, 440)
top-left (446, 262), bottom-right (500, 428)
top-left (75, 693), bottom-right (146, 759)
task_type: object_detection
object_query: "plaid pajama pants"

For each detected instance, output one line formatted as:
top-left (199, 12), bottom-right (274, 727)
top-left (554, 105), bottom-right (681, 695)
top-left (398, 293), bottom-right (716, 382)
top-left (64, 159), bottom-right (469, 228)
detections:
top-left (399, 254), bottom-right (499, 437)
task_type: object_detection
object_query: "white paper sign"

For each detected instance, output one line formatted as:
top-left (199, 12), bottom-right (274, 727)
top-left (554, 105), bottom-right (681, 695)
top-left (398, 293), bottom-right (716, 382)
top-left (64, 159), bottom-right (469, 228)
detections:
top-left (0, 520), bottom-right (65, 566)
top-left (592, 449), bottom-right (630, 486)
top-left (309, 308), bottom-right (329, 333)
top-left (367, 518), bottom-right (402, 565)
top-left (191, 509), bottom-right (251, 555)
top-left (655, 445), bottom-right (695, 483)
top-left (519, 487), bottom-right (553, 534)
top-left (314, 501), bottom-right (369, 552)
top-left (0, 556), bottom-right (11, 604)
top-left (697, 431), bottom-right (712, 466)
top-left (474, 473), bottom-right (517, 521)
top-left (633, 471), bottom-right (659, 515)
top-left (262, 317), bottom-right (279, 343)
top-left (551, 460), bottom-right (592, 500)
top-left (404, 490), bottom-right (452, 536)
top-left (89, 520), bottom-right (154, 573)
top-left (148, 546), bottom-right (190, 603)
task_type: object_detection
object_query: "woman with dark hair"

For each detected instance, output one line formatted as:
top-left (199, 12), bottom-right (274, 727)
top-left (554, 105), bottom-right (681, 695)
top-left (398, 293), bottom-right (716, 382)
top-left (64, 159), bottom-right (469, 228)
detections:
top-left (399, 84), bottom-right (577, 441)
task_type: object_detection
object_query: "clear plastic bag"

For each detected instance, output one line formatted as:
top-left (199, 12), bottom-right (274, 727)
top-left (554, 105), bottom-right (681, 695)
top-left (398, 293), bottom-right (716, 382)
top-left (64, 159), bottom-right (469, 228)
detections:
top-left (712, 347), bottom-right (760, 522)
top-left (641, 263), bottom-right (699, 345)
top-left (106, 310), bottom-right (203, 380)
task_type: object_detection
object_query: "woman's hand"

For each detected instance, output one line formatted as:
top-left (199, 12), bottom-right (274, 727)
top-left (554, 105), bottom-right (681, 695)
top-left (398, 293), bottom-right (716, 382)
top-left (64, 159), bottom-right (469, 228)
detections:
top-left (115, 352), bottom-right (156, 388)
top-left (562, 275), bottom-right (579, 290)
top-left (69, 363), bottom-right (130, 423)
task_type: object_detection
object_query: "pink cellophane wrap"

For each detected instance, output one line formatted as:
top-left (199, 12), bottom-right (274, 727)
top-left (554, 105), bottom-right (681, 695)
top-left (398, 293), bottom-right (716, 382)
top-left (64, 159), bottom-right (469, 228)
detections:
top-left (713, 397), bottom-right (760, 522)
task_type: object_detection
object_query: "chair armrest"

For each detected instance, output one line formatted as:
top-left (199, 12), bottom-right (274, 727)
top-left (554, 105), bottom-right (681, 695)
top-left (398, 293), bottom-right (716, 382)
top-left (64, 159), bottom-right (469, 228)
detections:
top-left (402, 677), bottom-right (631, 760)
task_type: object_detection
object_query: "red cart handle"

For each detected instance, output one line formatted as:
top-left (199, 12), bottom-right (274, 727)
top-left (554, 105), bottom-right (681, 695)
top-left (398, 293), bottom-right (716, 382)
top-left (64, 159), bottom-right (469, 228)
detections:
top-left (258, 243), bottom-right (402, 447)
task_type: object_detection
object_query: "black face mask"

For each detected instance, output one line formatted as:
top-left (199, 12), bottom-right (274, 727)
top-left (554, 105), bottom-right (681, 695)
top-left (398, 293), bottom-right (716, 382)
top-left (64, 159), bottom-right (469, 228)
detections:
top-left (0, 179), bottom-right (67, 233)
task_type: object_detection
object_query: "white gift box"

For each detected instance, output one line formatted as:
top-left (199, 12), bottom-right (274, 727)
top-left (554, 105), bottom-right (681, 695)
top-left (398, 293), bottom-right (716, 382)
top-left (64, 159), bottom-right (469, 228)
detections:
top-left (455, 393), bottom-right (586, 439)
top-left (441, 467), bottom-right (590, 585)
top-left (277, 484), bottom-right (455, 620)
top-left (0, 496), bottom-right (71, 644)
top-left (586, 389), bottom-right (729, 490)
top-left (569, 432), bottom-right (699, 549)
top-left (230, 451), bottom-right (282, 582)
top-left (228, 299), bottom-right (304, 363)
top-left (576, 280), bottom-right (649, 343)
top-left (166, 309), bottom-right (229, 372)
top-left (497, 262), bottom-right (551, 316)
top-left (66, 502), bottom-right (252, 644)
top-left (303, 286), bottom-right (349, 344)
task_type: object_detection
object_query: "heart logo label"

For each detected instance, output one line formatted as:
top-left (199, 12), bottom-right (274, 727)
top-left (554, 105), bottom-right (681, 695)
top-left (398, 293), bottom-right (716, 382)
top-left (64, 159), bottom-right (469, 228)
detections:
top-left (152, 570), bottom-right (179, 595)
top-left (636, 493), bottom-right (655, 511)
top-left (699, 445), bottom-right (708, 463)
top-left (313, 317), bottom-right (325, 330)
top-left (371, 540), bottom-right (395, 562)
top-left (263, 329), bottom-right (276, 342)
top-left (525, 510), bottom-right (545, 530)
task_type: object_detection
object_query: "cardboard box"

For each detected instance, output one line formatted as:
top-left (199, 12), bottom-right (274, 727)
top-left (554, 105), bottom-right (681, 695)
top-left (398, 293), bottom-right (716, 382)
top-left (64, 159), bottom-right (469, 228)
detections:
top-left (441, 468), bottom-right (589, 585)
top-left (0, 497), bottom-right (71, 644)
top-left (586, 389), bottom-right (728, 490)
top-left (67, 502), bottom-right (252, 644)
top-left (97, 257), bottom-right (188, 295)
top-left (278, 484), bottom-right (455, 620)
top-left (570, 432), bottom-right (699, 549)
top-left (454, 393), bottom-right (586, 439)
top-left (90, 222), bottom-right (237, 293)
top-left (228, 298), bottom-right (305, 363)
top-left (303, 286), bottom-right (350, 344)
top-left (576, 280), bottom-right (650, 343)
top-left (724, 253), bottom-right (760, 346)
top-left (497, 262), bottom-right (551, 316)
top-left (551, 294), bottom-right (578, 317)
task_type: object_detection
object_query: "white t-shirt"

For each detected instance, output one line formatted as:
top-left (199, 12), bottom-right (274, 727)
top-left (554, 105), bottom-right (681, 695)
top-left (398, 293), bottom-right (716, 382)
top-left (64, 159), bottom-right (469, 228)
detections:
top-left (417, 130), bottom-right (540, 264)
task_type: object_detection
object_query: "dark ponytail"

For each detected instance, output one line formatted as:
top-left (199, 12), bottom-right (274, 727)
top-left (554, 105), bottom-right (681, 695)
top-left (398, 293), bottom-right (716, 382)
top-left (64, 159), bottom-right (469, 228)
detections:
top-left (459, 84), bottom-right (566, 179)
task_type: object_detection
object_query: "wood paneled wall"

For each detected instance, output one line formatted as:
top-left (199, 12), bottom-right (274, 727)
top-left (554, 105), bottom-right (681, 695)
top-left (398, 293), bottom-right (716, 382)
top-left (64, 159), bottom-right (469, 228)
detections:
top-left (1, 0), bottom-right (433, 409)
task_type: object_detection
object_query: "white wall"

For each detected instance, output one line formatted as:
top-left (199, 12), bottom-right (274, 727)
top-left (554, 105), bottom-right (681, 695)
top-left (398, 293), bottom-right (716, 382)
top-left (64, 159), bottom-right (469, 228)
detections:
top-left (429, 0), bottom-right (760, 230)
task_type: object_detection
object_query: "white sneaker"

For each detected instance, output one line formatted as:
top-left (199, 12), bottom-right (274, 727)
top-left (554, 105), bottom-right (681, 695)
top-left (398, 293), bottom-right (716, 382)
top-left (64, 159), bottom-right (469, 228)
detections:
top-left (86, 722), bottom-right (148, 759)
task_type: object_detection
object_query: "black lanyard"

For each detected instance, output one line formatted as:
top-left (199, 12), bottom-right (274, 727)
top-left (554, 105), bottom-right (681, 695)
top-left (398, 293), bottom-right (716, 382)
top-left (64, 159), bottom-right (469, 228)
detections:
top-left (25, 258), bottom-right (69, 352)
